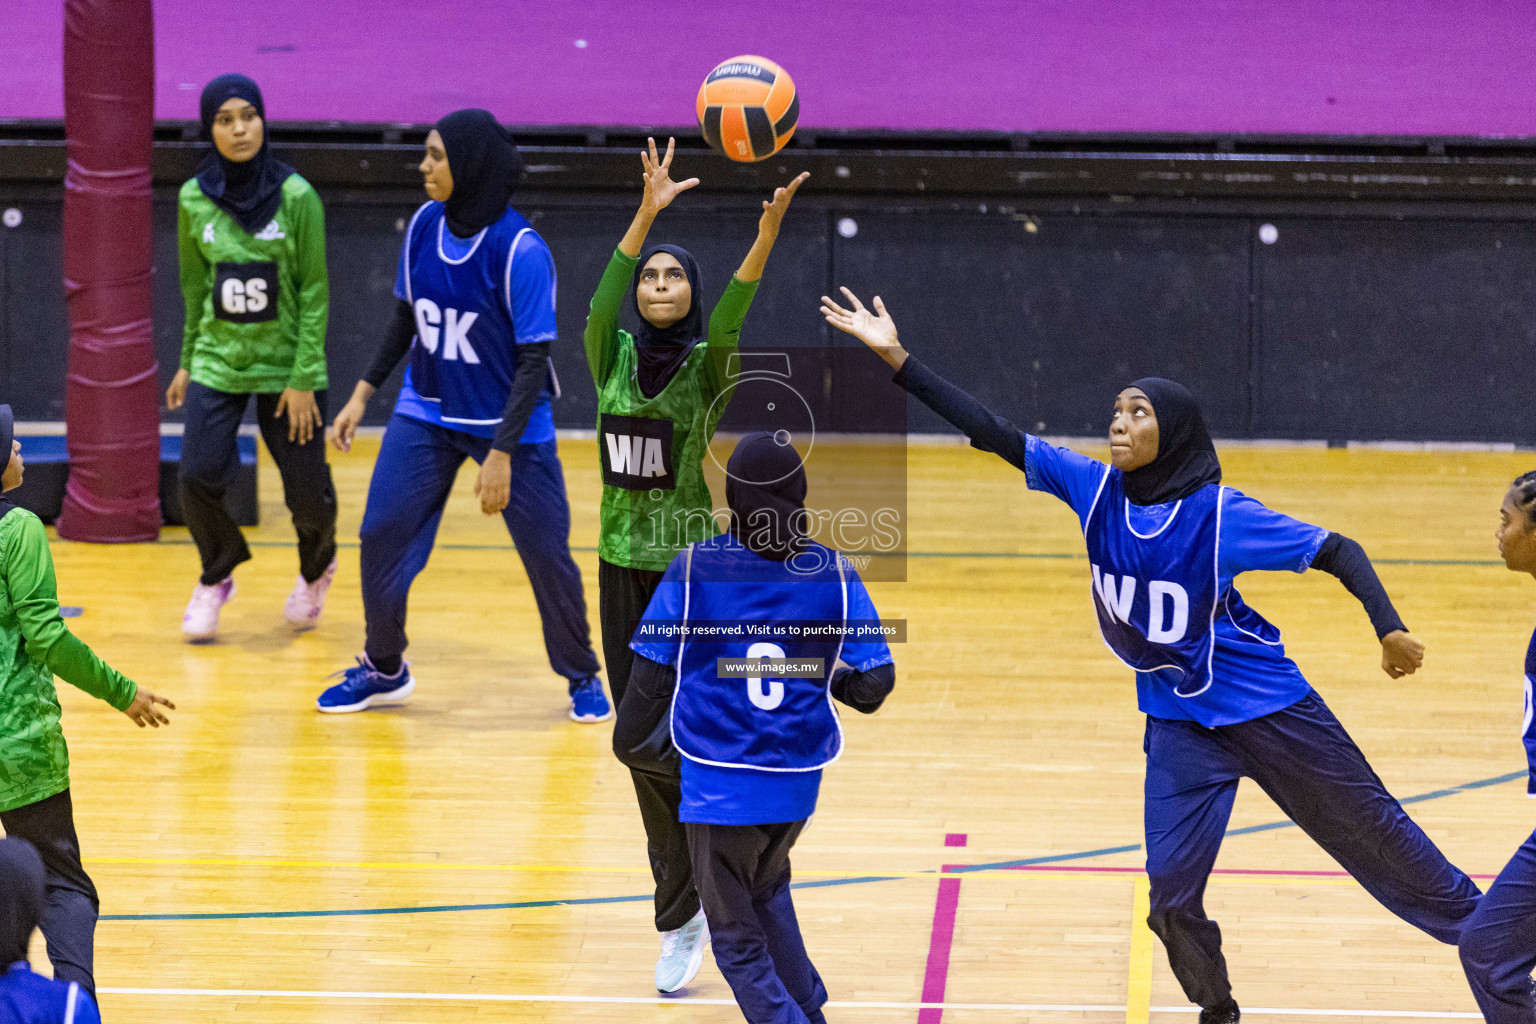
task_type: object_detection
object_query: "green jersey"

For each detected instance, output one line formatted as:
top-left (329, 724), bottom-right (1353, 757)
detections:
top-left (177, 173), bottom-right (330, 394)
top-left (0, 508), bottom-right (136, 813)
top-left (584, 248), bottom-right (759, 572)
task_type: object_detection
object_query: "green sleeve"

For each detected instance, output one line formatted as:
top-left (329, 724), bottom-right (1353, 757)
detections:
top-left (177, 194), bottom-right (209, 373)
top-left (700, 275), bottom-right (760, 403)
top-left (2, 515), bottom-right (136, 711)
top-left (585, 248), bottom-right (638, 387)
top-left (286, 184), bottom-right (330, 391)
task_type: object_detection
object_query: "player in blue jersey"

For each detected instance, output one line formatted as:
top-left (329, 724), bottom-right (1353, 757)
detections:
top-left (823, 288), bottom-right (1481, 1024)
top-left (1457, 471), bottom-right (1536, 1022)
top-left (0, 839), bottom-right (100, 1024)
top-left (614, 432), bottom-right (896, 1023)
top-left (322, 110), bottom-right (605, 720)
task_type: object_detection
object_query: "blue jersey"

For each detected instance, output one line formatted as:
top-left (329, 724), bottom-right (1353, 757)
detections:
top-left (1523, 625), bottom-right (1536, 796)
top-left (1026, 435), bottom-right (1328, 727)
top-left (632, 537), bottom-right (894, 825)
top-left (0, 963), bottom-right (100, 1024)
top-left (392, 202), bottom-right (558, 442)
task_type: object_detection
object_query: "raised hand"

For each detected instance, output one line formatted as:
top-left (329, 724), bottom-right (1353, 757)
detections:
top-left (759, 172), bottom-right (810, 237)
top-left (640, 136), bottom-right (700, 215)
top-left (820, 287), bottom-right (907, 370)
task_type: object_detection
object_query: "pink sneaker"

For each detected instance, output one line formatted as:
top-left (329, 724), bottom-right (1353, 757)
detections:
top-left (183, 577), bottom-right (235, 642)
top-left (285, 557), bottom-right (337, 630)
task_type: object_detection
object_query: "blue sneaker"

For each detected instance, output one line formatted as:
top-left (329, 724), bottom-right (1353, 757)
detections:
top-left (568, 676), bottom-right (612, 723)
top-left (316, 656), bottom-right (415, 714)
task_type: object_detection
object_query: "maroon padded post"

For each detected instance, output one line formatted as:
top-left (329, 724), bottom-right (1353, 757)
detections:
top-left (58, 0), bottom-right (161, 542)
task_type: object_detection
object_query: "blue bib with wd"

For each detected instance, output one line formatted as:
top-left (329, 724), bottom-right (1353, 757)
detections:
top-left (670, 538), bottom-right (848, 772)
top-left (1523, 625), bottom-right (1536, 796)
top-left (1083, 471), bottom-right (1222, 703)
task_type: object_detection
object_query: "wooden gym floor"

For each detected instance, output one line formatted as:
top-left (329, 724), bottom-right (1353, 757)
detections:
top-left (24, 433), bottom-right (1536, 1022)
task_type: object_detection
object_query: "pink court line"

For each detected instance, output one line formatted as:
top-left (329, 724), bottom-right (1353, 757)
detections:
top-left (999, 864), bottom-right (1500, 881)
top-left (919, 834), bottom-right (967, 1024)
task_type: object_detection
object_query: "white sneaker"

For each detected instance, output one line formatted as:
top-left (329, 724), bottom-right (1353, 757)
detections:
top-left (182, 577), bottom-right (235, 642)
top-left (285, 557), bottom-right (337, 630)
top-left (655, 907), bottom-right (710, 994)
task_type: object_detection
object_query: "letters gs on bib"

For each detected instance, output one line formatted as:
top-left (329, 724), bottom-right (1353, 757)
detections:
top-left (601, 414), bottom-right (675, 490)
top-left (214, 261), bottom-right (278, 323)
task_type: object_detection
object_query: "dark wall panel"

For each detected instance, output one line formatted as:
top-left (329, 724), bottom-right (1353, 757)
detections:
top-left (1255, 218), bottom-right (1536, 444)
top-left (5, 204), bottom-right (69, 420)
top-left (831, 211), bottom-right (1252, 437)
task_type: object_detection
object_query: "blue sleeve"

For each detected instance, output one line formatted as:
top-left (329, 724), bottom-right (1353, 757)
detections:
top-left (392, 235), bottom-right (409, 302)
top-left (505, 230), bottom-right (559, 345)
top-left (1217, 490), bottom-right (1329, 579)
top-left (1024, 434), bottom-right (1110, 524)
top-left (629, 552), bottom-right (689, 665)
top-left (76, 986), bottom-right (103, 1024)
top-left (838, 565), bottom-right (895, 672)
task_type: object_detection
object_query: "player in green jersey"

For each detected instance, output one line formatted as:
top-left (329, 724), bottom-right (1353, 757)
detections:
top-left (585, 135), bottom-right (806, 993)
top-left (167, 74), bottom-right (337, 642)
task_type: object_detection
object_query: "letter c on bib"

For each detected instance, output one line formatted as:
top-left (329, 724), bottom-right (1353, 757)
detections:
top-left (1147, 581), bottom-right (1190, 644)
top-left (745, 641), bottom-right (786, 710)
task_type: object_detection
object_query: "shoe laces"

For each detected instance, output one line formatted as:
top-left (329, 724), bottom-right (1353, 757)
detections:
top-left (659, 926), bottom-right (682, 957)
top-left (324, 658), bottom-right (375, 691)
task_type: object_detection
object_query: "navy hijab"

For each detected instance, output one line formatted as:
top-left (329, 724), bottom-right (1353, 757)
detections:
top-left (726, 430), bottom-right (809, 561)
top-left (627, 244), bottom-right (704, 399)
top-left (435, 109), bottom-right (523, 238)
top-left (0, 838), bottom-right (45, 966)
top-left (0, 405), bottom-right (16, 520)
top-left (195, 74), bottom-right (294, 234)
top-left (1121, 377), bottom-right (1222, 506)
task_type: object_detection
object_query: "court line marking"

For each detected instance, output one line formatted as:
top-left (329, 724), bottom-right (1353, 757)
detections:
top-left (1126, 876), bottom-right (1153, 1024)
top-left (918, 834), bottom-right (968, 1024)
top-left (91, 989), bottom-right (1483, 1016)
top-left (149, 537), bottom-right (1502, 566)
top-left (98, 769), bottom-right (1524, 922)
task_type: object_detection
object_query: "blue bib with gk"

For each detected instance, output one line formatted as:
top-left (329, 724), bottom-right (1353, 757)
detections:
top-left (1084, 472), bottom-right (1222, 703)
top-left (670, 538), bottom-right (849, 772)
top-left (397, 203), bottom-right (554, 437)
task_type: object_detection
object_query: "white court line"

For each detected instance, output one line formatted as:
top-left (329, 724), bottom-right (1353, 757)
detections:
top-left (96, 989), bottom-right (1482, 1016)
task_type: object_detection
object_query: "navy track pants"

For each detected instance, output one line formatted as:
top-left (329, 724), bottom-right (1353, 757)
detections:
top-left (1460, 826), bottom-right (1536, 1022)
top-left (1144, 690), bottom-right (1482, 1008)
top-left (359, 413), bottom-right (599, 681)
top-left (687, 819), bottom-right (828, 1024)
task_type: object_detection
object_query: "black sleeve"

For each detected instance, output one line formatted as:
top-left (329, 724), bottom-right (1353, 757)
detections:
top-left (830, 661), bottom-right (896, 715)
top-left (491, 342), bottom-right (552, 454)
top-left (893, 356), bottom-right (1031, 473)
top-left (362, 299), bottom-right (416, 389)
top-left (1309, 532), bottom-right (1408, 640)
top-left (611, 654), bottom-right (680, 779)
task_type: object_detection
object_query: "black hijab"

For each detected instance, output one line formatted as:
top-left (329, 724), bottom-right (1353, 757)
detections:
top-left (195, 74), bottom-right (295, 235)
top-left (627, 244), bottom-right (704, 399)
top-left (435, 109), bottom-right (523, 238)
top-left (0, 405), bottom-right (17, 520)
top-left (0, 837), bottom-right (45, 966)
top-left (726, 431), bottom-right (809, 561)
top-left (1120, 377), bottom-right (1222, 506)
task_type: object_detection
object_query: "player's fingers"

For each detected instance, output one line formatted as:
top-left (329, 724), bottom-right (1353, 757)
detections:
top-left (155, 695), bottom-right (177, 709)
top-left (841, 287), bottom-right (868, 312)
top-left (663, 136), bottom-right (675, 166)
top-left (677, 177), bottom-right (700, 192)
top-left (872, 295), bottom-right (890, 317)
top-left (820, 295), bottom-right (851, 316)
top-left (784, 172), bottom-right (809, 197)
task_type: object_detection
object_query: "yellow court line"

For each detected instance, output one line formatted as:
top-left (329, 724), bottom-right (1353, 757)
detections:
top-left (82, 856), bottom-right (1376, 887)
top-left (1127, 876), bottom-right (1154, 1024)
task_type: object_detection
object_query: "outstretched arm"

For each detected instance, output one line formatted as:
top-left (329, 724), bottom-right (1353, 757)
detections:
top-left (821, 288), bottom-right (1032, 472)
top-left (734, 172), bottom-right (809, 283)
top-left (1310, 532), bottom-right (1422, 679)
top-left (618, 136), bottom-right (699, 260)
